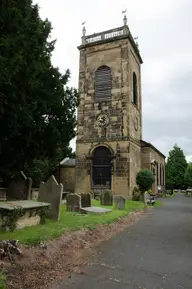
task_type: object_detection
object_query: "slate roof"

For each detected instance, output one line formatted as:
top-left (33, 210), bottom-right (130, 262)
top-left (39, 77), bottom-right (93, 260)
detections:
top-left (59, 157), bottom-right (76, 167)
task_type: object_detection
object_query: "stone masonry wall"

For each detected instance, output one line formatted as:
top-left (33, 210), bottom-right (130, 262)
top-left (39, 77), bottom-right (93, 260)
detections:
top-left (129, 142), bottom-right (141, 195)
top-left (76, 32), bottom-right (143, 197)
top-left (77, 39), bottom-right (142, 144)
top-left (59, 167), bottom-right (75, 193)
top-left (141, 146), bottom-right (165, 194)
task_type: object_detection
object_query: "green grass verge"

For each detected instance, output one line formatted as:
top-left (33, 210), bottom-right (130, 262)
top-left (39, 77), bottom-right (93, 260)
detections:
top-left (0, 200), bottom-right (146, 245)
top-left (154, 200), bottom-right (162, 207)
top-left (0, 270), bottom-right (6, 289)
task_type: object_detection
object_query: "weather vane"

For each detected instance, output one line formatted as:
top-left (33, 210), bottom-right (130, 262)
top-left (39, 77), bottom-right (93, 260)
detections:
top-left (82, 21), bottom-right (86, 37)
top-left (122, 9), bottom-right (127, 15)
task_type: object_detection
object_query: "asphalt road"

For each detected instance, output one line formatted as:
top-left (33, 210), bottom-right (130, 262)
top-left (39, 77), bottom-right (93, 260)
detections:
top-left (57, 194), bottom-right (192, 289)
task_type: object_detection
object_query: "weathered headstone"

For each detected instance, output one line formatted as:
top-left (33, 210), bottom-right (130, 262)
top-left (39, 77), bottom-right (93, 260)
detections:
top-left (144, 191), bottom-right (149, 206)
top-left (114, 196), bottom-right (126, 210)
top-left (0, 188), bottom-right (7, 201)
top-left (144, 191), bottom-right (155, 205)
top-left (7, 171), bottom-right (32, 200)
top-left (81, 193), bottom-right (91, 208)
top-left (66, 193), bottom-right (81, 212)
top-left (100, 190), bottom-right (113, 206)
top-left (39, 175), bottom-right (63, 220)
top-left (31, 188), bottom-right (39, 201)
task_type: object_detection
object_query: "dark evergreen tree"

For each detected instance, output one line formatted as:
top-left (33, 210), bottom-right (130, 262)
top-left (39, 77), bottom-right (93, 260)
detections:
top-left (0, 1), bottom-right (78, 184)
top-left (165, 144), bottom-right (187, 190)
top-left (184, 163), bottom-right (192, 188)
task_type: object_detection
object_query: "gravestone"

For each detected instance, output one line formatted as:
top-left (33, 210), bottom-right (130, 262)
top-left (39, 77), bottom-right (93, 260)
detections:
top-left (114, 196), bottom-right (126, 210)
top-left (39, 175), bottom-right (63, 220)
top-left (31, 188), bottom-right (39, 201)
top-left (66, 194), bottom-right (81, 212)
top-left (7, 171), bottom-right (32, 200)
top-left (144, 191), bottom-right (155, 205)
top-left (81, 193), bottom-right (91, 208)
top-left (81, 206), bottom-right (112, 214)
top-left (0, 188), bottom-right (7, 201)
top-left (100, 190), bottom-right (113, 206)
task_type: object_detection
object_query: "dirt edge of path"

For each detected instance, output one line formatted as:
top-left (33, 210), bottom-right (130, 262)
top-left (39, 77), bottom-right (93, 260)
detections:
top-left (3, 208), bottom-right (151, 289)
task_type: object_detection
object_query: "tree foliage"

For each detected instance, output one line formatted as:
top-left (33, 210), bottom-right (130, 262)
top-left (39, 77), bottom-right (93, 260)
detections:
top-left (184, 163), bottom-right (192, 188)
top-left (0, 1), bottom-right (78, 184)
top-left (165, 144), bottom-right (187, 190)
top-left (136, 169), bottom-right (155, 193)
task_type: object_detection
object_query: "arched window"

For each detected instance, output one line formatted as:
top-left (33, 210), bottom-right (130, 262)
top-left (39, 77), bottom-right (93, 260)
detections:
top-left (162, 165), bottom-right (164, 186)
top-left (92, 146), bottom-right (111, 187)
top-left (160, 164), bottom-right (162, 185)
top-left (133, 72), bottom-right (138, 106)
top-left (157, 162), bottom-right (159, 185)
top-left (95, 66), bottom-right (112, 101)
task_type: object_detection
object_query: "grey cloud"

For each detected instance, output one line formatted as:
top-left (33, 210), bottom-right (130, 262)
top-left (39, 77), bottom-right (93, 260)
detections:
top-left (139, 1), bottom-right (192, 157)
top-left (143, 69), bottom-right (192, 156)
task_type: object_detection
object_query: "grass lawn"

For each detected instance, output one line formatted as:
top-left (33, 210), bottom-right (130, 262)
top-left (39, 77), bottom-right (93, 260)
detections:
top-left (0, 200), bottom-right (161, 245)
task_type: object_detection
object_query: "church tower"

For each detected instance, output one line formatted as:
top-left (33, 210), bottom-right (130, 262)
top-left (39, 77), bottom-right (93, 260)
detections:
top-left (75, 14), bottom-right (143, 196)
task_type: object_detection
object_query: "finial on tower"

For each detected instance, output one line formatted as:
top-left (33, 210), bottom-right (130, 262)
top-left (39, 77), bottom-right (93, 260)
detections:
top-left (81, 21), bottom-right (86, 44)
top-left (134, 36), bottom-right (139, 48)
top-left (122, 9), bottom-right (127, 25)
top-left (82, 21), bottom-right (86, 36)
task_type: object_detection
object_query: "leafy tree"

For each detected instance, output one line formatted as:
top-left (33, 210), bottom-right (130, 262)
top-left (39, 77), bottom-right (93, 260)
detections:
top-left (24, 145), bottom-right (75, 187)
top-left (0, 1), bottom-right (78, 184)
top-left (184, 163), bottom-right (192, 188)
top-left (136, 169), bottom-right (155, 193)
top-left (165, 144), bottom-right (187, 190)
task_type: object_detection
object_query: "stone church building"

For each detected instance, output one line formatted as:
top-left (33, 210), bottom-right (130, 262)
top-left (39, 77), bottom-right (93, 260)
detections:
top-left (63, 16), bottom-right (165, 197)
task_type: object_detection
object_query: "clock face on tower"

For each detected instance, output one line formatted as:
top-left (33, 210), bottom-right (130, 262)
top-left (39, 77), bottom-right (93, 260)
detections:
top-left (96, 113), bottom-right (110, 127)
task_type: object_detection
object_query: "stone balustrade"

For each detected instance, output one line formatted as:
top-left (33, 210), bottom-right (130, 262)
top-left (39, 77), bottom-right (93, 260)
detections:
top-left (83, 26), bottom-right (128, 45)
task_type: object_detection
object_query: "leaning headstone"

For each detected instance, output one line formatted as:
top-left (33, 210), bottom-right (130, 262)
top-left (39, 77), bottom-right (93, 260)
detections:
top-left (114, 196), bottom-right (126, 210)
top-left (7, 171), bottom-right (32, 200)
top-left (66, 194), bottom-right (81, 212)
top-left (39, 175), bottom-right (63, 220)
top-left (100, 190), bottom-right (113, 206)
top-left (81, 193), bottom-right (91, 208)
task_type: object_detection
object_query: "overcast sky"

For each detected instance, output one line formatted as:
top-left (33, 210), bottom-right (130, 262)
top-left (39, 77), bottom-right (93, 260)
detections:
top-left (35, 0), bottom-right (192, 159)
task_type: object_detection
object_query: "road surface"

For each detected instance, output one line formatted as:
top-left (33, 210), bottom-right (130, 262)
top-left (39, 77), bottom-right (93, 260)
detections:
top-left (56, 194), bottom-right (192, 289)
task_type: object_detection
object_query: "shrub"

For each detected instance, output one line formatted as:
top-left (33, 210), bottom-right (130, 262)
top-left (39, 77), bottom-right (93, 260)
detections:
top-left (148, 189), bottom-right (152, 195)
top-left (166, 190), bottom-right (172, 195)
top-left (136, 169), bottom-right (155, 193)
top-left (132, 186), bottom-right (141, 201)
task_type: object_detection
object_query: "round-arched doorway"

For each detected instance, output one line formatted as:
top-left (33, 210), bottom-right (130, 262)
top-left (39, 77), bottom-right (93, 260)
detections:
top-left (92, 146), bottom-right (112, 188)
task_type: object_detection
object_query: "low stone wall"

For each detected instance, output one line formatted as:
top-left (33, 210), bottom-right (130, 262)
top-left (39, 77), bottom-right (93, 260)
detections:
top-left (55, 166), bottom-right (75, 193)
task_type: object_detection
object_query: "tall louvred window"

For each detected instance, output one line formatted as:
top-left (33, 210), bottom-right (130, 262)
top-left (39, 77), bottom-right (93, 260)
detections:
top-left (133, 72), bottom-right (138, 106)
top-left (95, 66), bottom-right (112, 101)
